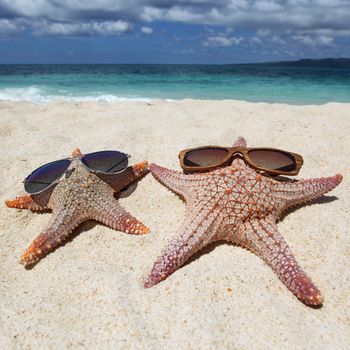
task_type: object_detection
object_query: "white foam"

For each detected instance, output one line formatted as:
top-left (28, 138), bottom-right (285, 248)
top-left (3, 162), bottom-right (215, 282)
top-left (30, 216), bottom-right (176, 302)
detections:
top-left (0, 86), bottom-right (153, 103)
top-left (0, 86), bottom-right (50, 102)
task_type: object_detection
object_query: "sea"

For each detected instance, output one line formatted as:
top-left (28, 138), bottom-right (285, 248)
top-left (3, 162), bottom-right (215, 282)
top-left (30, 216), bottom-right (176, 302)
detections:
top-left (0, 64), bottom-right (349, 104)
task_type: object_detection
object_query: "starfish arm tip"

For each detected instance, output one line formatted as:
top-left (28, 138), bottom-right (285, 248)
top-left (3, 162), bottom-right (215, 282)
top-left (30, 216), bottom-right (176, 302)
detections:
top-left (149, 163), bottom-right (175, 174)
top-left (320, 173), bottom-right (343, 194)
top-left (144, 273), bottom-right (163, 288)
top-left (232, 136), bottom-right (247, 147)
top-left (149, 163), bottom-right (164, 181)
top-left (334, 173), bottom-right (343, 184)
top-left (313, 293), bottom-right (324, 306)
top-left (136, 226), bottom-right (151, 235)
top-left (149, 163), bottom-right (161, 173)
top-left (143, 228), bottom-right (204, 289)
top-left (5, 197), bottom-right (24, 208)
top-left (144, 280), bottom-right (153, 288)
top-left (132, 160), bottom-right (149, 177)
top-left (5, 199), bottom-right (13, 208)
top-left (123, 222), bottom-right (150, 235)
top-left (291, 274), bottom-right (324, 306)
top-left (20, 248), bottom-right (40, 266)
top-left (150, 162), bottom-right (190, 198)
top-left (299, 290), bottom-right (324, 307)
top-left (71, 148), bottom-right (82, 157)
top-left (144, 250), bottom-right (179, 288)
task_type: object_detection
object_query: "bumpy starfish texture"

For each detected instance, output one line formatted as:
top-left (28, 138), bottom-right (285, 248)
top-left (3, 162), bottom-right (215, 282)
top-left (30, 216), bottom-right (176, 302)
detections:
top-left (145, 137), bottom-right (342, 306)
top-left (6, 149), bottom-right (150, 266)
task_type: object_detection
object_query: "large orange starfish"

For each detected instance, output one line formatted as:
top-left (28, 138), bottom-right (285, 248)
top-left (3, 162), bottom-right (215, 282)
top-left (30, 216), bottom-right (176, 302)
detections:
top-left (145, 137), bottom-right (342, 306)
top-left (6, 149), bottom-right (149, 266)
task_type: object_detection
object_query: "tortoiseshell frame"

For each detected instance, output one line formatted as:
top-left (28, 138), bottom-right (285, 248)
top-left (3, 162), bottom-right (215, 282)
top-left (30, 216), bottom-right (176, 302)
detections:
top-left (179, 146), bottom-right (304, 175)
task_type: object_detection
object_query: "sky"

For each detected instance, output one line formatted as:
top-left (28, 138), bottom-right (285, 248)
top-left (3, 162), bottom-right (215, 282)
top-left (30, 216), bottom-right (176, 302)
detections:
top-left (0, 0), bottom-right (349, 64)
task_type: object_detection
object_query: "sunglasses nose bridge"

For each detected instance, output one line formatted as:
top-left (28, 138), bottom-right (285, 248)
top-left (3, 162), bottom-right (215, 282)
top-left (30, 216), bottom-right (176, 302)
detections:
top-left (228, 150), bottom-right (244, 161)
top-left (69, 158), bottom-right (80, 168)
top-left (64, 159), bottom-right (80, 178)
top-left (67, 158), bottom-right (86, 173)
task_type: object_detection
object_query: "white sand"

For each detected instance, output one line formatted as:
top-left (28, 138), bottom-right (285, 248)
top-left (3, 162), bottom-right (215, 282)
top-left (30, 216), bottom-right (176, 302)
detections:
top-left (0, 99), bottom-right (349, 349)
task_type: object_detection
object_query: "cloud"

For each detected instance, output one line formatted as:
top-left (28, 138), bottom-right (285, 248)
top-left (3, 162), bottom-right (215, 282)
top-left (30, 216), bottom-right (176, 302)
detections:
top-left (257, 29), bottom-right (270, 37)
top-left (1, 1), bottom-right (349, 30)
top-left (0, 18), bottom-right (25, 35)
top-left (318, 35), bottom-right (333, 45)
top-left (251, 36), bottom-right (262, 44)
top-left (203, 35), bottom-right (243, 47)
top-left (292, 33), bottom-right (334, 46)
top-left (32, 20), bottom-right (132, 36)
top-left (271, 35), bottom-right (286, 45)
top-left (141, 26), bottom-right (153, 34)
top-left (0, 18), bottom-right (21, 34)
top-left (0, 0), bottom-right (349, 43)
top-left (292, 34), bottom-right (316, 46)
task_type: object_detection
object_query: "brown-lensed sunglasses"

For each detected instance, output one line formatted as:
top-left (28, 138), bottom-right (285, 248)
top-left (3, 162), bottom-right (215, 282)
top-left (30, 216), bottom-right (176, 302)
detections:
top-left (179, 146), bottom-right (303, 176)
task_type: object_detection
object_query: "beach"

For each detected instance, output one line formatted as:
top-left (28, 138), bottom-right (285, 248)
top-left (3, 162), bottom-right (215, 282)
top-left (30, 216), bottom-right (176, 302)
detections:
top-left (0, 99), bottom-right (349, 349)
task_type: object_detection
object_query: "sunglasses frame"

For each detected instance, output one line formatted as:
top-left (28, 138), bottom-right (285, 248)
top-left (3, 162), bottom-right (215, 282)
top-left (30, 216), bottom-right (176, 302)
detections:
top-left (23, 151), bottom-right (130, 195)
top-left (179, 146), bottom-right (303, 176)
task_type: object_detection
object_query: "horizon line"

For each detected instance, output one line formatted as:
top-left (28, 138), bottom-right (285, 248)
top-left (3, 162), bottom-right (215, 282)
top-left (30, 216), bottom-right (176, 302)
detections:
top-left (0, 57), bottom-right (349, 66)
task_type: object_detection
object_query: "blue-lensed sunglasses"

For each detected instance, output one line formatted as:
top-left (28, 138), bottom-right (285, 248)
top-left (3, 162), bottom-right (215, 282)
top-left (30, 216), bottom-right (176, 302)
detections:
top-left (24, 150), bottom-right (130, 195)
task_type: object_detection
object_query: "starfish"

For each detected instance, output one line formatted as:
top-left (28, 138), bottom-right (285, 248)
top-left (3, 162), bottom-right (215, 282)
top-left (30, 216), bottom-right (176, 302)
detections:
top-left (5, 148), bottom-right (150, 266)
top-left (145, 137), bottom-right (342, 306)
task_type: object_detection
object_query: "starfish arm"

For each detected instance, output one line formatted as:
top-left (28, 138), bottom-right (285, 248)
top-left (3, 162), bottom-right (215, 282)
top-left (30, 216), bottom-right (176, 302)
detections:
top-left (6, 195), bottom-right (46, 211)
top-left (20, 210), bottom-right (84, 266)
top-left (229, 216), bottom-right (323, 306)
top-left (5, 185), bottom-right (55, 211)
top-left (71, 148), bottom-right (83, 157)
top-left (5, 193), bottom-right (49, 211)
top-left (96, 161), bottom-right (149, 193)
top-left (232, 136), bottom-right (247, 147)
top-left (150, 163), bottom-right (197, 200)
top-left (145, 207), bottom-right (222, 288)
top-left (93, 200), bottom-right (150, 235)
top-left (274, 174), bottom-right (342, 209)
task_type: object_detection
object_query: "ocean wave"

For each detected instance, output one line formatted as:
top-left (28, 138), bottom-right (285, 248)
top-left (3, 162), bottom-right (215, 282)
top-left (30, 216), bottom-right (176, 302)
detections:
top-left (0, 86), bottom-right (50, 102)
top-left (0, 86), bottom-right (153, 103)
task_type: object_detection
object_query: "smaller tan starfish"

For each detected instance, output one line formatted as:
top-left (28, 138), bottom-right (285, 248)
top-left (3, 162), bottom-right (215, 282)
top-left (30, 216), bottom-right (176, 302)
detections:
top-left (6, 148), bottom-right (150, 266)
top-left (145, 137), bottom-right (342, 306)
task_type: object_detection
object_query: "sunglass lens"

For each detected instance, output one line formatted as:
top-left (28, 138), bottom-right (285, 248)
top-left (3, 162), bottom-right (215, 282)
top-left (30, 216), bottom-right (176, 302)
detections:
top-left (25, 159), bottom-right (71, 194)
top-left (248, 149), bottom-right (296, 172)
top-left (184, 148), bottom-right (229, 167)
top-left (82, 150), bottom-right (128, 173)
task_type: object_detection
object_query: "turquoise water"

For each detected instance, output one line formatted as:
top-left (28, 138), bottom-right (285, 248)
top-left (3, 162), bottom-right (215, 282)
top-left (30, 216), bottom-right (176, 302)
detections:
top-left (0, 64), bottom-right (349, 104)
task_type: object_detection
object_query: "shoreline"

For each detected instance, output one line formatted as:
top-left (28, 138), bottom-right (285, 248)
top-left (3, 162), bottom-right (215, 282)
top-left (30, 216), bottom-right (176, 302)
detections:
top-left (1, 98), bottom-right (350, 107)
top-left (0, 99), bottom-right (349, 349)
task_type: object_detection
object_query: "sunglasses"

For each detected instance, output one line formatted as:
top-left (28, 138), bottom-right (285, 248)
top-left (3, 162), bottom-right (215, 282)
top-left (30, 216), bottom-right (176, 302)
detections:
top-left (179, 146), bottom-right (303, 176)
top-left (24, 150), bottom-right (130, 195)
